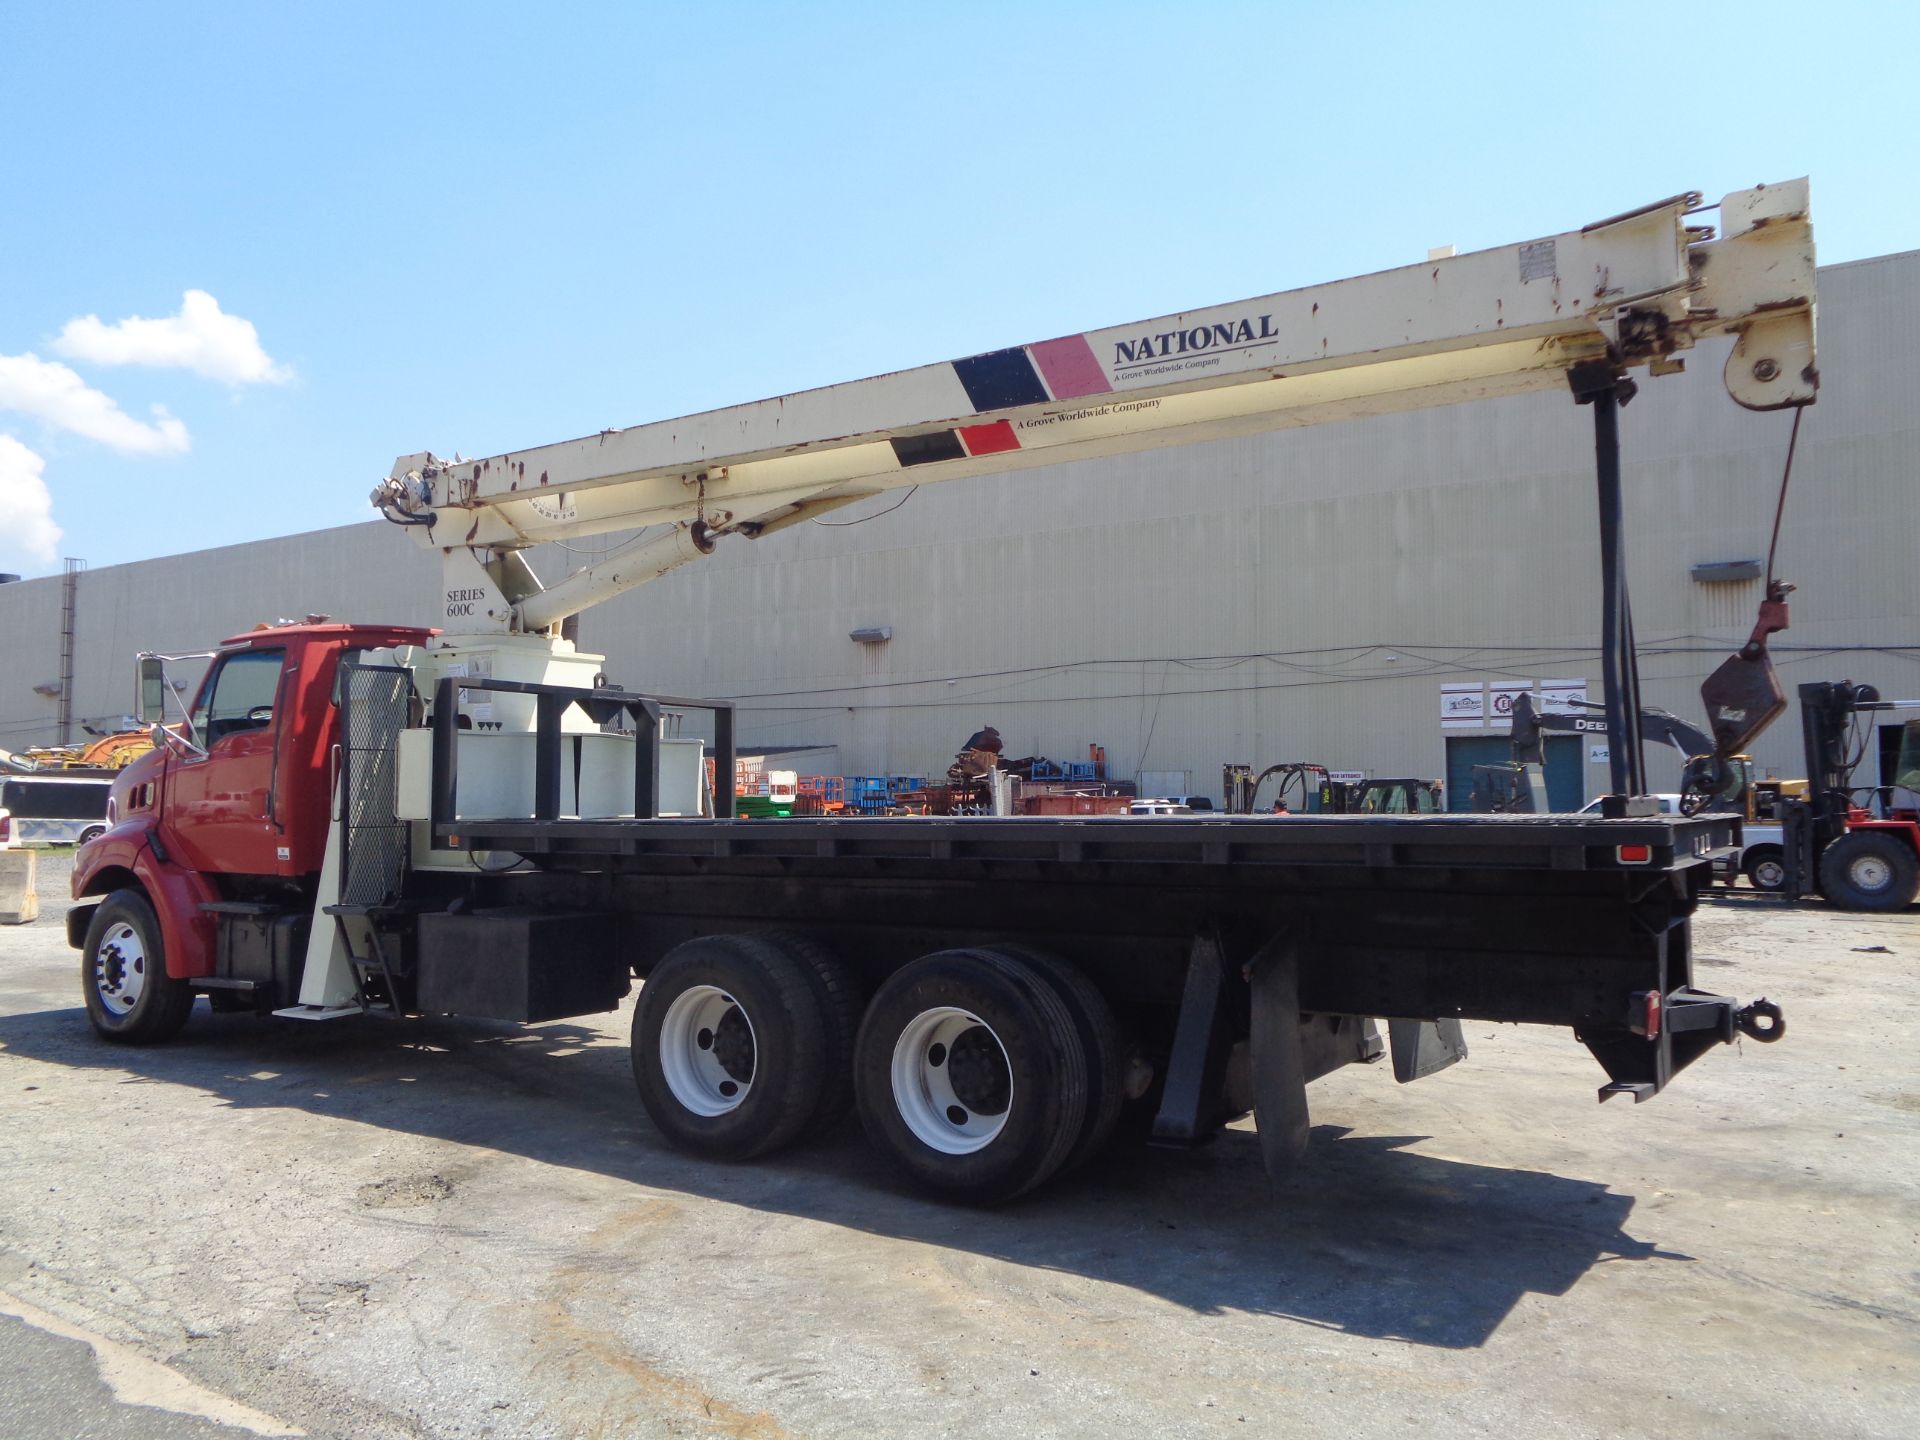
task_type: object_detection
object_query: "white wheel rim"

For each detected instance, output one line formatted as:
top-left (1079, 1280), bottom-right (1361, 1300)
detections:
top-left (890, 1007), bottom-right (1013, 1155)
top-left (1754, 859), bottom-right (1784, 889)
top-left (1850, 855), bottom-right (1892, 892)
top-left (94, 921), bottom-right (147, 1017)
top-left (658, 984), bottom-right (755, 1116)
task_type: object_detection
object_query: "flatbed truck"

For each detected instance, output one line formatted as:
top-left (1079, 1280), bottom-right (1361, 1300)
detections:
top-left (70, 182), bottom-right (1812, 1201)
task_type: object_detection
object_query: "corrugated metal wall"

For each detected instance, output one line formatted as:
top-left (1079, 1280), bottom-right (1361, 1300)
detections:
top-left (3, 251), bottom-right (1915, 803)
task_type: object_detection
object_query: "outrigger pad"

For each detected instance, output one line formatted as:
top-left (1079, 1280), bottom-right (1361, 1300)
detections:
top-left (1388, 1018), bottom-right (1468, 1083)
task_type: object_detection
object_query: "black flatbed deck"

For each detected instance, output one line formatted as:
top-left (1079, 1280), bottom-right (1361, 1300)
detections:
top-left (426, 809), bottom-right (1750, 1103)
top-left (411, 676), bottom-right (1760, 1102)
top-left (440, 810), bottom-right (1740, 875)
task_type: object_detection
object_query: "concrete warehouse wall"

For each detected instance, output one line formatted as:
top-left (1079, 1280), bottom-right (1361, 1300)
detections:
top-left (2, 250), bottom-right (1916, 803)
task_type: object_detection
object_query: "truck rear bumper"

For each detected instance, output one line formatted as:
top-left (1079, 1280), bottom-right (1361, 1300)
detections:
top-left (1582, 985), bottom-right (1785, 1101)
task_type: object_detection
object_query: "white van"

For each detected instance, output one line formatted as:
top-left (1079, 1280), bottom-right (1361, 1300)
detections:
top-left (0, 773), bottom-right (114, 848)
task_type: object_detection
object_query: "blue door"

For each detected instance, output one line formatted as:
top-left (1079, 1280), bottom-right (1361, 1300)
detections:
top-left (1445, 735), bottom-right (1584, 811)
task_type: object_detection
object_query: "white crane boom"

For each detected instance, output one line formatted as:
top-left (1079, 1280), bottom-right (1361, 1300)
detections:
top-left (374, 181), bottom-right (1815, 635)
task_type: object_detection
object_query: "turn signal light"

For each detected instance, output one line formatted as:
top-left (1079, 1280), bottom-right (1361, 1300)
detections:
top-left (1616, 843), bottom-right (1652, 864)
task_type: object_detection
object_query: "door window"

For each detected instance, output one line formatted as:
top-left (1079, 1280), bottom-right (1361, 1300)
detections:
top-left (198, 649), bottom-right (286, 744)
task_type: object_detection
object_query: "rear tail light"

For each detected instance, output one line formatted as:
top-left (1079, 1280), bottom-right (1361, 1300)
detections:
top-left (0, 813), bottom-right (9, 843)
top-left (1631, 990), bottom-right (1663, 1037)
top-left (1616, 843), bottom-right (1652, 864)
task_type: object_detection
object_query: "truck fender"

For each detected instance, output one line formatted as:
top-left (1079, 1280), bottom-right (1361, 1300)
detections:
top-left (69, 827), bottom-right (220, 980)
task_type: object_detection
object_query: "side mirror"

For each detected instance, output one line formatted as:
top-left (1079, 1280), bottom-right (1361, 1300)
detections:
top-left (136, 655), bottom-right (169, 724)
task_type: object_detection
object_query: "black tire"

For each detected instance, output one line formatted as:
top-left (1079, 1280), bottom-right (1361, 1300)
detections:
top-left (854, 948), bottom-right (1088, 1204)
top-left (1818, 831), bottom-right (1920, 913)
top-left (81, 889), bottom-right (194, 1044)
top-left (1742, 845), bottom-right (1786, 893)
top-left (631, 934), bottom-right (831, 1161)
top-left (77, 826), bottom-right (106, 847)
top-left (760, 932), bottom-right (864, 1137)
top-left (996, 946), bottom-right (1125, 1173)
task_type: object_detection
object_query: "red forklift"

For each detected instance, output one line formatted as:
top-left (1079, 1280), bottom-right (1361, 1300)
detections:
top-left (1785, 682), bottom-right (1920, 910)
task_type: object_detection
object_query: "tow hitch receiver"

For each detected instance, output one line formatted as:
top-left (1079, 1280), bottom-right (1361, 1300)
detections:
top-left (1584, 987), bottom-right (1785, 1103)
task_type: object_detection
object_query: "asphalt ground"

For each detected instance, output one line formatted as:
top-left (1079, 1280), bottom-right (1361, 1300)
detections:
top-left (1, 850), bottom-right (1915, 1438)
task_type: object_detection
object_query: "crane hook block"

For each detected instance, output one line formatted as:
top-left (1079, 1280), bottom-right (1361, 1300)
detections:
top-left (1699, 584), bottom-right (1792, 757)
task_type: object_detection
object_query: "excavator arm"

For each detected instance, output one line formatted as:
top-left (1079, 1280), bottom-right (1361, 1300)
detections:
top-left (1505, 692), bottom-right (1749, 813)
top-left (1510, 692), bottom-right (1716, 767)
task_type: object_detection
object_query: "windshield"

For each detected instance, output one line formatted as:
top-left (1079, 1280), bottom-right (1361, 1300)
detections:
top-left (1897, 721), bottom-right (1920, 794)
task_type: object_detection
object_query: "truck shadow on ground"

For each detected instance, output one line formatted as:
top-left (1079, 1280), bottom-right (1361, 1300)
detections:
top-left (0, 1002), bottom-right (1692, 1350)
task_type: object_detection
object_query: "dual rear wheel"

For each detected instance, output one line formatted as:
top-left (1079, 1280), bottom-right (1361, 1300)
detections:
top-left (631, 939), bottom-right (1125, 1202)
top-left (631, 933), bottom-right (860, 1161)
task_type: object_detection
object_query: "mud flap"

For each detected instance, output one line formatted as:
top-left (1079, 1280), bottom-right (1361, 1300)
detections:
top-left (1248, 944), bottom-right (1311, 1181)
top-left (1387, 1018), bottom-right (1468, 1082)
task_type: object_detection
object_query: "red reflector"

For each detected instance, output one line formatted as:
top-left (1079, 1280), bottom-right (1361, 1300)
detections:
top-left (1617, 843), bottom-right (1652, 864)
top-left (1644, 991), bottom-right (1662, 1038)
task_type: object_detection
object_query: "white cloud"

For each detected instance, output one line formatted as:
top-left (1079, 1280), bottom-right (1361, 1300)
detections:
top-left (52, 289), bottom-right (292, 385)
top-left (0, 352), bottom-right (191, 455)
top-left (0, 436), bottom-right (62, 567)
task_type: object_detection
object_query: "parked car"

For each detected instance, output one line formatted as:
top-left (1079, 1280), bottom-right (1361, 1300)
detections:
top-left (1725, 822), bottom-right (1786, 891)
top-left (0, 773), bottom-right (113, 848)
top-left (1127, 799), bottom-right (1200, 816)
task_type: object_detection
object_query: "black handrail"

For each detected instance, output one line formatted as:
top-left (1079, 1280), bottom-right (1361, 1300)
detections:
top-left (430, 676), bottom-right (735, 844)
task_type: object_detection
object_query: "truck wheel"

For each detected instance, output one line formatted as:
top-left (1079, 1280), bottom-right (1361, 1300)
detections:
top-left (761, 932), bottom-right (864, 1136)
top-left (81, 889), bottom-right (194, 1045)
top-left (1742, 845), bottom-right (1786, 893)
top-left (854, 948), bottom-right (1088, 1204)
top-left (631, 935), bottom-right (830, 1161)
top-left (1818, 831), bottom-right (1920, 912)
top-left (996, 947), bottom-right (1125, 1172)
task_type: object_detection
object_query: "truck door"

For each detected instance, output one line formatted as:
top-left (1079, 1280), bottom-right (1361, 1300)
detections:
top-left (164, 647), bottom-right (288, 876)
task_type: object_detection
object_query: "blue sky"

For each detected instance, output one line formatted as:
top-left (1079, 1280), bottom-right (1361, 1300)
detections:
top-left (0, 1), bottom-right (1912, 577)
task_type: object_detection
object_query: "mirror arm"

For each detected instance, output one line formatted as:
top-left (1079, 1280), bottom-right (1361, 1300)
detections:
top-left (150, 722), bottom-right (207, 761)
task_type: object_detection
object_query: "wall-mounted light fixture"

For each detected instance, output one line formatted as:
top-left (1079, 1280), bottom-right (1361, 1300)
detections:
top-left (849, 626), bottom-right (892, 645)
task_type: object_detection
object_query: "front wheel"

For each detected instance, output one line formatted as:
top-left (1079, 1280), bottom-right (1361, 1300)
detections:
top-left (1819, 831), bottom-right (1920, 912)
top-left (1742, 845), bottom-right (1786, 893)
top-left (81, 889), bottom-right (194, 1044)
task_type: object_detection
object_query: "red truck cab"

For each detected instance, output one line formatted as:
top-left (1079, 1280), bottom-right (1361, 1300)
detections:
top-left (70, 623), bottom-right (433, 1009)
